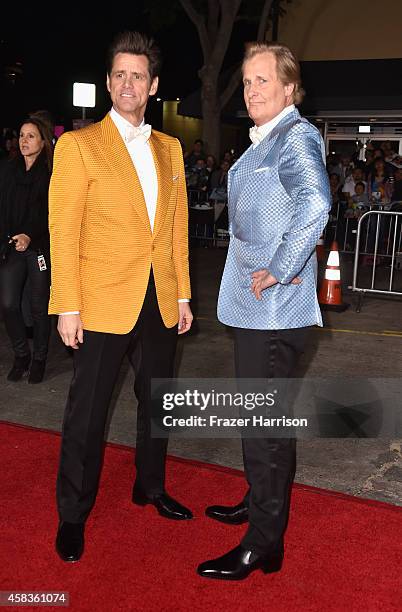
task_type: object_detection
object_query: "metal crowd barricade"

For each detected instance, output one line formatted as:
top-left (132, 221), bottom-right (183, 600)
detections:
top-left (351, 208), bottom-right (402, 311)
top-left (324, 201), bottom-right (402, 254)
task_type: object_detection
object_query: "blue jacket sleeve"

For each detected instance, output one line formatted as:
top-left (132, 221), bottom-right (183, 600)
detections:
top-left (268, 122), bottom-right (331, 284)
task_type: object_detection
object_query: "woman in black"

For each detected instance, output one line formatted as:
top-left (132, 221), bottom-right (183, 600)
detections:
top-left (0, 116), bottom-right (53, 383)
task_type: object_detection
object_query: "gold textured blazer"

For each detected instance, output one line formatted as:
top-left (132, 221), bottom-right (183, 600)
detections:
top-left (48, 114), bottom-right (190, 334)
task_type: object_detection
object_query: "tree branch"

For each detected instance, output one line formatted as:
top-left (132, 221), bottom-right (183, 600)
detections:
top-left (210, 0), bottom-right (242, 71)
top-left (219, 65), bottom-right (241, 110)
top-left (207, 0), bottom-right (219, 44)
top-left (220, 0), bottom-right (275, 111)
top-left (179, 0), bottom-right (211, 59)
top-left (257, 0), bottom-right (274, 41)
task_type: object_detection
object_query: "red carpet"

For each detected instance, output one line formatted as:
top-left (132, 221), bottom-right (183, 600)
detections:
top-left (1, 421), bottom-right (401, 612)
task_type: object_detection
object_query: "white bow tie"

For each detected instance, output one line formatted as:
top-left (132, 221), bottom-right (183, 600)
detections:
top-left (125, 123), bottom-right (152, 144)
top-left (249, 125), bottom-right (265, 146)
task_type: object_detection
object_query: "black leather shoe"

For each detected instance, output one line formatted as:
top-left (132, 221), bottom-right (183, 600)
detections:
top-left (132, 489), bottom-right (193, 520)
top-left (7, 354), bottom-right (31, 382)
top-left (197, 545), bottom-right (283, 581)
top-left (28, 359), bottom-right (46, 384)
top-left (55, 521), bottom-right (85, 562)
top-left (205, 502), bottom-right (248, 525)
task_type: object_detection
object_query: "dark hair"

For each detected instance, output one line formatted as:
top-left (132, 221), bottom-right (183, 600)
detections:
top-left (20, 115), bottom-right (54, 172)
top-left (106, 31), bottom-right (161, 80)
top-left (29, 109), bottom-right (54, 131)
top-left (354, 181), bottom-right (365, 190)
top-left (194, 139), bottom-right (204, 146)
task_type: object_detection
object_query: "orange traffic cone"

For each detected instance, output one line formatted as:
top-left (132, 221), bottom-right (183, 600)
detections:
top-left (318, 241), bottom-right (349, 311)
top-left (316, 235), bottom-right (325, 262)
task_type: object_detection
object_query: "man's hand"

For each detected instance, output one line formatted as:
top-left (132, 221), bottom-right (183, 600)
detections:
top-left (178, 302), bottom-right (193, 334)
top-left (11, 233), bottom-right (31, 252)
top-left (57, 314), bottom-right (84, 349)
top-left (251, 269), bottom-right (302, 300)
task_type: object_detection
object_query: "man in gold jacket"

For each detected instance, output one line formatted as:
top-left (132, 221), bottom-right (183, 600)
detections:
top-left (49, 31), bottom-right (193, 563)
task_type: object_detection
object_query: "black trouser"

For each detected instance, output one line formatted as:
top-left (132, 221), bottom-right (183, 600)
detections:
top-left (234, 327), bottom-right (309, 556)
top-left (0, 248), bottom-right (50, 361)
top-left (57, 273), bottom-right (178, 523)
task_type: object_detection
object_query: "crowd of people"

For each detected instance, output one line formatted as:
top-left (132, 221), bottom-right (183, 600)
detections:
top-left (183, 139), bottom-right (233, 205)
top-left (323, 141), bottom-right (402, 253)
top-left (326, 141), bottom-right (402, 217)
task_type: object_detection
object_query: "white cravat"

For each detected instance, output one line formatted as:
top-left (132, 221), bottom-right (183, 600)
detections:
top-left (249, 104), bottom-right (295, 148)
top-left (124, 123), bottom-right (152, 144)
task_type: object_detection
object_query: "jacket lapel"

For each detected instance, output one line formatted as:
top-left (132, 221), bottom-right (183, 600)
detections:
top-left (99, 114), bottom-right (151, 235)
top-left (229, 109), bottom-right (302, 208)
top-left (149, 132), bottom-right (172, 239)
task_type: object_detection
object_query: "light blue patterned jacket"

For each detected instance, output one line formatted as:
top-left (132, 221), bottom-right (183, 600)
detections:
top-left (217, 108), bottom-right (331, 330)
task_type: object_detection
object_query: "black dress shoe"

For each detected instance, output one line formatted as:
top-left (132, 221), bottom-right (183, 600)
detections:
top-left (7, 354), bottom-right (31, 382)
top-left (56, 521), bottom-right (85, 562)
top-left (28, 359), bottom-right (46, 384)
top-left (205, 501), bottom-right (248, 525)
top-left (197, 545), bottom-right (283, 581)
top-left (132, 490), bottom-right (193, 520)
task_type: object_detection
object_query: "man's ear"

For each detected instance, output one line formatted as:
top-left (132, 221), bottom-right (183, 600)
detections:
top-left (284, 83), bottom-right (295, 98)
top-left (149, 76), bottom-right (159, 97)
top-left (106, 74), bottom-right (111, 93)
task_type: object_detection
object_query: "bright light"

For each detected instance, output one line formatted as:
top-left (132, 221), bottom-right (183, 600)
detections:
top-left (156, 97), bottom-right (162, 102)
top-left (73, 82), bottom-right (96, 108)
top-left (176, 97), bottom-right (180, 101)
top-left (358, 125), bottom-right (370, 133)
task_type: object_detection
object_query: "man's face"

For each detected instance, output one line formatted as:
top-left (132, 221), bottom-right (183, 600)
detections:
top-left (242, 52), bottom-right (294, 126)
top-left (352, 168), bottom-right (363, 181)
top-left (106, 53), bottom-right (158, 124)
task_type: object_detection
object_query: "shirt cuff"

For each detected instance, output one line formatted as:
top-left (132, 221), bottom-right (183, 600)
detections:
top-left (59, 311), bottom-right (80, 315)
top-left (178, 299), bottom-right (190, 303)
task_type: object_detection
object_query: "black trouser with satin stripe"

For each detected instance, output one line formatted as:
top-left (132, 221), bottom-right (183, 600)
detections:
top-left (234, 326), bottom-right (309, 556)
top-left (57, 272), bottom-right (177, 523)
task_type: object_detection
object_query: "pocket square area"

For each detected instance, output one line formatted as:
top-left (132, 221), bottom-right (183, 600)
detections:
top-left (172, 175), bottom-right (179, 181)
top-left (254, 166), bottom-right (270, 173)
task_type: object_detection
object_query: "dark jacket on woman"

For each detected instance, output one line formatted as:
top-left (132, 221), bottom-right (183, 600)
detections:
top-left (0, 150), bottom-right (50, 253)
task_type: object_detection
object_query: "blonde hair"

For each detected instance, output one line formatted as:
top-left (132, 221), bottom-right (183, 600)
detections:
top-left (243, 42), bottom-right (305, 105)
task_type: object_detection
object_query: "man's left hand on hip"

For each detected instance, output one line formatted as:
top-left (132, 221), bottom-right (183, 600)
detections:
top-left (251, 269), bottom-right (302, 300)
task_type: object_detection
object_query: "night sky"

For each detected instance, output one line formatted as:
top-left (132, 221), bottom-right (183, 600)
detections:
top-left (1, 2), bottom-right (254, 129)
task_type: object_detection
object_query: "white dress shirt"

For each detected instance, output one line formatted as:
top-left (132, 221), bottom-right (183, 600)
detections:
top-left (110, 107), bottom-right (158, 231)
top-left (250, 104), bottom-right (295, 148)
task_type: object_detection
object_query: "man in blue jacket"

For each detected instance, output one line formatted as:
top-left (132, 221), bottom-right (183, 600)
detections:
top-left (198, 42), bottom-right (331, 581)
